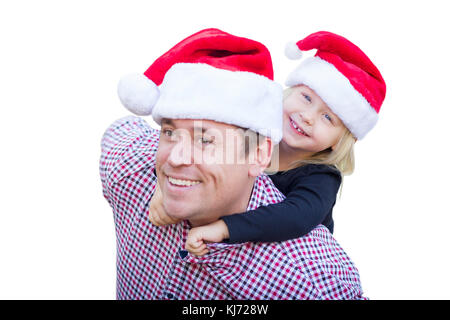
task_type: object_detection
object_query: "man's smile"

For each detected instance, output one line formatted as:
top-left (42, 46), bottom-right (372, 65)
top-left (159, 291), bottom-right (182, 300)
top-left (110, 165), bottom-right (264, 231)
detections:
top-left (167, 175), bottom-right (201, 187)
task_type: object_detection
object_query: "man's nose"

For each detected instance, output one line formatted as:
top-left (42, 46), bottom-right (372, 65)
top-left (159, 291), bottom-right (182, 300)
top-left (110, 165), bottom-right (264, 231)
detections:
top-left (167, 139), bottom-right (193, 167)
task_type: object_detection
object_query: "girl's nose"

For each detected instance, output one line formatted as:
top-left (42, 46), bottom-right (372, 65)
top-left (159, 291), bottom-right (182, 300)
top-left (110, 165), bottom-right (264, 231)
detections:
top-left (300, 110), bottom-right (314, 125)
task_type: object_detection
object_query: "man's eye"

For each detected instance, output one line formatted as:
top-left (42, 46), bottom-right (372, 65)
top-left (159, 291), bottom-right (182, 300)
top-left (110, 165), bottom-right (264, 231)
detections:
top-left (201, 137), bottom-right (213, 144)
top-left (197, 136), bottom-right (213, 145)
top-left (162, 129), bottom-right (173, 137)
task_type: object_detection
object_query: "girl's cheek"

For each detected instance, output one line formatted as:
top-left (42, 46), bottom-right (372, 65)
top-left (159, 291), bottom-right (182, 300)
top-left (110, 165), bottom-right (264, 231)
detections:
top-left (283, 104), bottom-right (296, 114)
top-left (284, 99), bottom-right (303, 113)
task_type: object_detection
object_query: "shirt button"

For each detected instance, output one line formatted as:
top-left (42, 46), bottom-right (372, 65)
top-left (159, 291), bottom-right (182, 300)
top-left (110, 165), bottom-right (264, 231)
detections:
top-left (166, 293), bottom-right (174, 299)
top-left (179, 249), bottom-right (188, 259)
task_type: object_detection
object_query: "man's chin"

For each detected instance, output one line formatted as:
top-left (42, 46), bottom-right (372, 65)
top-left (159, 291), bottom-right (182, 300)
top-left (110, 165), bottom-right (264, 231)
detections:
top-left (163, 202), bottom-right (195, 222)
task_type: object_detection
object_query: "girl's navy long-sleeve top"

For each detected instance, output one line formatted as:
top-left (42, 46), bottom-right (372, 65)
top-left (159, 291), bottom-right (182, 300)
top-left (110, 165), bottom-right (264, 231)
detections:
top-left (221, 164), bottom-right (342, 243)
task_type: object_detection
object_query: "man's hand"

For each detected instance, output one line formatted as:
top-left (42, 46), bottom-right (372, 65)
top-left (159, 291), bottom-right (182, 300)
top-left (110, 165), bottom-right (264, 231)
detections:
top-left (148, 182), bottom-right (180, 226)
top-left (185, 220), bottom-right (230, 256)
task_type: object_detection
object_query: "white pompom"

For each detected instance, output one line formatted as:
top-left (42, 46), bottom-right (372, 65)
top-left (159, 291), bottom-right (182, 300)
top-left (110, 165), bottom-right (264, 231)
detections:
top-left (117, 73), bottom-right (159, 116)
top-left (284, 41), bottom-right (303, 60)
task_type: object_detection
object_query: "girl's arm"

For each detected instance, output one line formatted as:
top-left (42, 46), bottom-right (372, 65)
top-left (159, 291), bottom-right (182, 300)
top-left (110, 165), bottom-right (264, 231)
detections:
top-left (222, 168), bottom-right (341, 243)
top-left (154, 165), bottom-right (341, 254)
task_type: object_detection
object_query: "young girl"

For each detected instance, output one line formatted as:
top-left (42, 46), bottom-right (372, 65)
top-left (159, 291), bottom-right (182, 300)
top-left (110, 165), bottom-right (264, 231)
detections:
top-left (149, 31), bottom-right (386, 256)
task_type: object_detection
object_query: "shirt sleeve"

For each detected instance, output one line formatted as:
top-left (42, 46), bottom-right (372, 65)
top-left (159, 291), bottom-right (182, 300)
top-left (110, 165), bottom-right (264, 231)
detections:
top-left (221, 169), bottom-right (341, 243)
top-left (99, 115), bottom-right (159, 207)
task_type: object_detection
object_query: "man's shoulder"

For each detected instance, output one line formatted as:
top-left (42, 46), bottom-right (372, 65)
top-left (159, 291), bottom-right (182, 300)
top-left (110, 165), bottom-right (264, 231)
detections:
top-left (100, 115), bottom-right (160, 188)
top-left (247, 174), bottom-right (285, 210)
top-left (101, 116), bottom-right (160, 149)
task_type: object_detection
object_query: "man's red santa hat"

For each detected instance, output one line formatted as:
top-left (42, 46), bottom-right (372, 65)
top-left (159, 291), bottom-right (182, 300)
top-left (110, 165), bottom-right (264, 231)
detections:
top-left (285, 31), bottom-right (386, 140)
top-left (118, 28), bottom-right (283, 142)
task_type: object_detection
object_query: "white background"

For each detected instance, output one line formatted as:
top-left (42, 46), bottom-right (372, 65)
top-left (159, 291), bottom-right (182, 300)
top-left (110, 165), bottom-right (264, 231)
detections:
top-left (1, 0), bottom-right (449, 299)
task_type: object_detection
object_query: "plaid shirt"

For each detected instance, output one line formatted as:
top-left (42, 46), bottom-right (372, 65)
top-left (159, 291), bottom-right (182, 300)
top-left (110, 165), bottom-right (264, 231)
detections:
top-left (100, 116), bottom-right (366, 300)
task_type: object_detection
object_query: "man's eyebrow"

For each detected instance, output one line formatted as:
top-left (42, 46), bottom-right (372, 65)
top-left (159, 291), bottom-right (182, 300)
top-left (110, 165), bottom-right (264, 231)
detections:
top-left (161, 119), bottom-right (209, 133)
top-left (194, 125), bottom-right (207, 133)
top-left (161, 118), bottom-right (174, 126)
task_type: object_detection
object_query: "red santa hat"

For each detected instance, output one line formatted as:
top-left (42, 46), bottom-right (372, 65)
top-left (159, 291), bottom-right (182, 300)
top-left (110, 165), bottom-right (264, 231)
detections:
top-left (118, 28), bottom-right (283, 142)
top-left (284, 31), bottom-right (386, 140)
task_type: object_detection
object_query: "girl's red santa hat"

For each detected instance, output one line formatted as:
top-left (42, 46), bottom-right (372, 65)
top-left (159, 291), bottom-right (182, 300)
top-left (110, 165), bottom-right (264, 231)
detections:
top-left (285, 31), bottom-right (386, 140)
top-left (118, 28), bottom-right (283, 142)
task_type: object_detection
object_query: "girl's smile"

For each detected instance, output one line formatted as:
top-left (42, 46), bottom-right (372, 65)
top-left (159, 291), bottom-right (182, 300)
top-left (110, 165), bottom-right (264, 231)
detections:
top-left (288, 116), bottom-right (310, 137)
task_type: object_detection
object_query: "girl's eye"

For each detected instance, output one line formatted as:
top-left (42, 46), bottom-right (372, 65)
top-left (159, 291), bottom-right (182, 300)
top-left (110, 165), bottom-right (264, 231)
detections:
top-left (324, 114), bottom-right (333, 122)
top-left (302, 93), bottom-right (312, 103)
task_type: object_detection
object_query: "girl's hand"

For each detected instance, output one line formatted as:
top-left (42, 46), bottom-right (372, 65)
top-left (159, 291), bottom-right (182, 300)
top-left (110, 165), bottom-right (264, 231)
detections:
top-left (185, 220), bottom-right (230, 256)
top-left (148, 182), bottom-right (180, 226)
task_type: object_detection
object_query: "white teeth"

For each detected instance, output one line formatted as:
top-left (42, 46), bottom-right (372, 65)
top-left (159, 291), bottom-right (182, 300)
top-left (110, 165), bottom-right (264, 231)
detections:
top-left (168, 176), bottom-right (201, 187)
top-left (291, 119), bottom-right (298, 129)
top-left (290, 119), bottom-right (307, 136)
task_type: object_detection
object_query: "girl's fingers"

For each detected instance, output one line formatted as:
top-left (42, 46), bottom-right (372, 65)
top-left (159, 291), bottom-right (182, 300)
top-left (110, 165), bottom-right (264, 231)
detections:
top-left (149, 210), bottom-right (164, 226)
top-left (192, 240), bottom-right (205, 249)
top-left (153, 212), bottom-right (163, 226)
top-left (148, 211), bottom-right (158, 225)
top-left (151, 205), bottom-right (179, 226)
top-left (197, 243), bottom-right (207, 251)
top-left (190, 247), bottom-right (208, 256)
top-left (150, 208), bottom-right (172, 226)
top-left (186, 241), bottom-right (202, 251)
top-left (186, 242), bottom-right (207, 254)
top-left (194, 248), bottom-right (209, 257)
top-left (162, 213), bottom-right (177, 225)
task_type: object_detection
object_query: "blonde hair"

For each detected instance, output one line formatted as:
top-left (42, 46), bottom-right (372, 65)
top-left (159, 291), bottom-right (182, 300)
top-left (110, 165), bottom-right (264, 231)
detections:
top-left (283, 87), bottom-right (356, 176)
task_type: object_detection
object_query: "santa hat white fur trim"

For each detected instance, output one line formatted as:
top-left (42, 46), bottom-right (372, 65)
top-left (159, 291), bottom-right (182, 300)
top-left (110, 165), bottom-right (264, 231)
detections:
top-left (152, 63), bottom-right (283, 143)
top-left (117, 73), bottom-right (160, 116)
top-left (285, 41), bottom-right (303, 60)
top-left (285, 57), bottom-right (378, 140)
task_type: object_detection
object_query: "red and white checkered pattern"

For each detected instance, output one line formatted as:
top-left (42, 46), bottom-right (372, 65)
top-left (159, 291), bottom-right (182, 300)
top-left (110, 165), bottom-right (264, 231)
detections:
top-left (100, 116), bottom-right (366, 300)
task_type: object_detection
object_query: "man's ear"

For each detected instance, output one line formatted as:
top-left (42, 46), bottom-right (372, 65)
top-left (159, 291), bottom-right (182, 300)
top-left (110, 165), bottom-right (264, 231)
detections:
top-left (248, 137), bottom-right (273, 177)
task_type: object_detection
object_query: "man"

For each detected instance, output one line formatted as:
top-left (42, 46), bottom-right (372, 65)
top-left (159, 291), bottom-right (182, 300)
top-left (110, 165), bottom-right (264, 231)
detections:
top-left (100, 28), bottom-right (365, 299)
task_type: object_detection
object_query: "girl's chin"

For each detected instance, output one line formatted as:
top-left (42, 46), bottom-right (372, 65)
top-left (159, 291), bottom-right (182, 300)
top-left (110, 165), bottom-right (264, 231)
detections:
top-left (282, 131), bottom-right (304, 147)
top-left (280, 135), bottom-right (317, 154)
